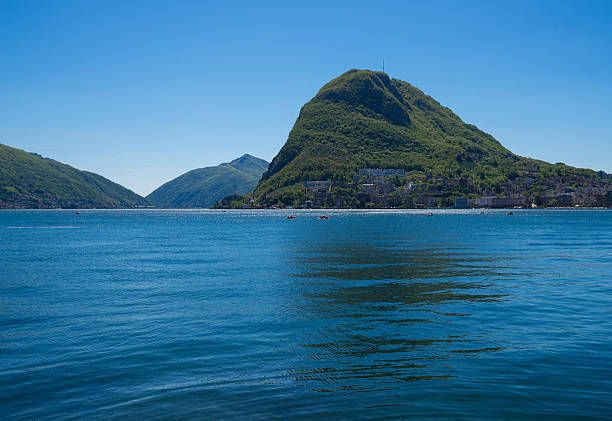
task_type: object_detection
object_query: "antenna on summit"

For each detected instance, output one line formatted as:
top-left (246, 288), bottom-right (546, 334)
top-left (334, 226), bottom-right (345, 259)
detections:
top-left (382, 59), bottom-right (385, 73)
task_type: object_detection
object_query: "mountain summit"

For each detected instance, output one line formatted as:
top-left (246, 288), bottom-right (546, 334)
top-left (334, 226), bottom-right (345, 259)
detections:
top-left (147, 154), bottom-right (268, 208)
top-left (251, 69), bottom-right (603, 207)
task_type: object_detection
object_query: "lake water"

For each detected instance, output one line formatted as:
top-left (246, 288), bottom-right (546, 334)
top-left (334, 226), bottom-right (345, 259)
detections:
top-left (1, 209), bottom-right (611, 420)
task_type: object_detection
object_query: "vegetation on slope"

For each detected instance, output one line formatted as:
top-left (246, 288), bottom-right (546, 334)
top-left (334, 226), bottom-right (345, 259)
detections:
top-left (0, 143), bottom-right (149, 208)
top-left (252, 69), bottom-right (602, 207)
top-left (147, 154), bottom-right (268, 208)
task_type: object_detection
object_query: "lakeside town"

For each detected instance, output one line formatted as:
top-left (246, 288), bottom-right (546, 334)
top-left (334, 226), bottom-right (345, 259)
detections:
top-left (237, 167), bottom-right (612, 209)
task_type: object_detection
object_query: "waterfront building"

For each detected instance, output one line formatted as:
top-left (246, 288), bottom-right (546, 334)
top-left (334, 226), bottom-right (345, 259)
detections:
top-left (476, 197), bottom-right (525, 208)
top-left (454, 196), bottom-right (469, 209)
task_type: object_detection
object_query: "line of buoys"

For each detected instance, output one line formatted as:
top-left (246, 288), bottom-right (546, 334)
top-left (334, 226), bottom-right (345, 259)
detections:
top-left (284, 215), bottom-right (332, 220)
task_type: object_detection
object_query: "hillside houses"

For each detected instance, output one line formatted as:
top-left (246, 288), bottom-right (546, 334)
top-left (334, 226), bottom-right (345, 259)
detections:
top-left (294, 168), bottom-right (612, 209)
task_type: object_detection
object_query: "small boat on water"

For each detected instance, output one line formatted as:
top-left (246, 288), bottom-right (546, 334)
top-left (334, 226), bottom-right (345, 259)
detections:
top-left (427, 212), bottom-right (433, 216)
top-left (286, 215), bottom-right (296, 219)
top-left (506, 211), bottom-right (514, 216)
top-left (319, 215), bottom-right (329, 220)
top-left (75, 212), bottom-right (80, 214)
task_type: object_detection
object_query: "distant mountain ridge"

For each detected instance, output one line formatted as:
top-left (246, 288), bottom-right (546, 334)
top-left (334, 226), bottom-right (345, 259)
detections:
top-left (147, 154), bottom-right (268, 208)
top-left (0, 143), bottom-right (148, 208)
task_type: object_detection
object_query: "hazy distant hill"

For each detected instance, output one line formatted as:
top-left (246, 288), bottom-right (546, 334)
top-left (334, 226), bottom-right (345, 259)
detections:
top-left (147, 154), bottom-right (268, 208)
top-left (0, 143), bottom-right (149, 208)
top-left (252, 69), bottom-right (603, 206)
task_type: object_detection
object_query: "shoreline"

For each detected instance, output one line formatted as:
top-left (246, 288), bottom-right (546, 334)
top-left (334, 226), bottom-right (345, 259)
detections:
top-left (1, 207), bottom-right (610, 212)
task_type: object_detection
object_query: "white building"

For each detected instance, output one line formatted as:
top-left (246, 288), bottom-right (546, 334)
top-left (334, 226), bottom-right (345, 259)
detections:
top-left (358, 168), bottom-right (406, 178)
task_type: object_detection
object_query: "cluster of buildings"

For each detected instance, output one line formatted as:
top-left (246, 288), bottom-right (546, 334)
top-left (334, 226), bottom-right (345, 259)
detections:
top-left (0, 193), bottom-right (61, 209)
top-left (300, 168), bottom-right (612, 209)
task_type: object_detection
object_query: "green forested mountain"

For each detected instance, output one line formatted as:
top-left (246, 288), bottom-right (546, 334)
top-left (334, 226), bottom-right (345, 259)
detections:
top-left (147, 154), bottom-right (268, 208)
top-left (251, 69), bottom-right (604, 207)
top-left (0, 143), bottom-right (149, 208)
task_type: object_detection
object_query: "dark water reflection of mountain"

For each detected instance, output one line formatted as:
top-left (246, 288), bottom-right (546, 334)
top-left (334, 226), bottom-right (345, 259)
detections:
top-left (280, 216), bottom-right (515, 389)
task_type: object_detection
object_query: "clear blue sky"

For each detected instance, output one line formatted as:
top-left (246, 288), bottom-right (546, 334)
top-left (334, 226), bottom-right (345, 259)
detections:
top-left (1, 0), bottom-right (611, 195)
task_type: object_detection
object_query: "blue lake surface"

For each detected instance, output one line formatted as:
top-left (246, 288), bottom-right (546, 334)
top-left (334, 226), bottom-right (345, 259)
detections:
top-left (1, 209), bottom-right (611, 420)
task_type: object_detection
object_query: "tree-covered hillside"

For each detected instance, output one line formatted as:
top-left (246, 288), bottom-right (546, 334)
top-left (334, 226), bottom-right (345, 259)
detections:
top-left (0, 143), bottom-right (149, 208)
top-left (147, 154), bottom-right (268, 208)
top-left (251, 69), bottom-right (605, 207)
